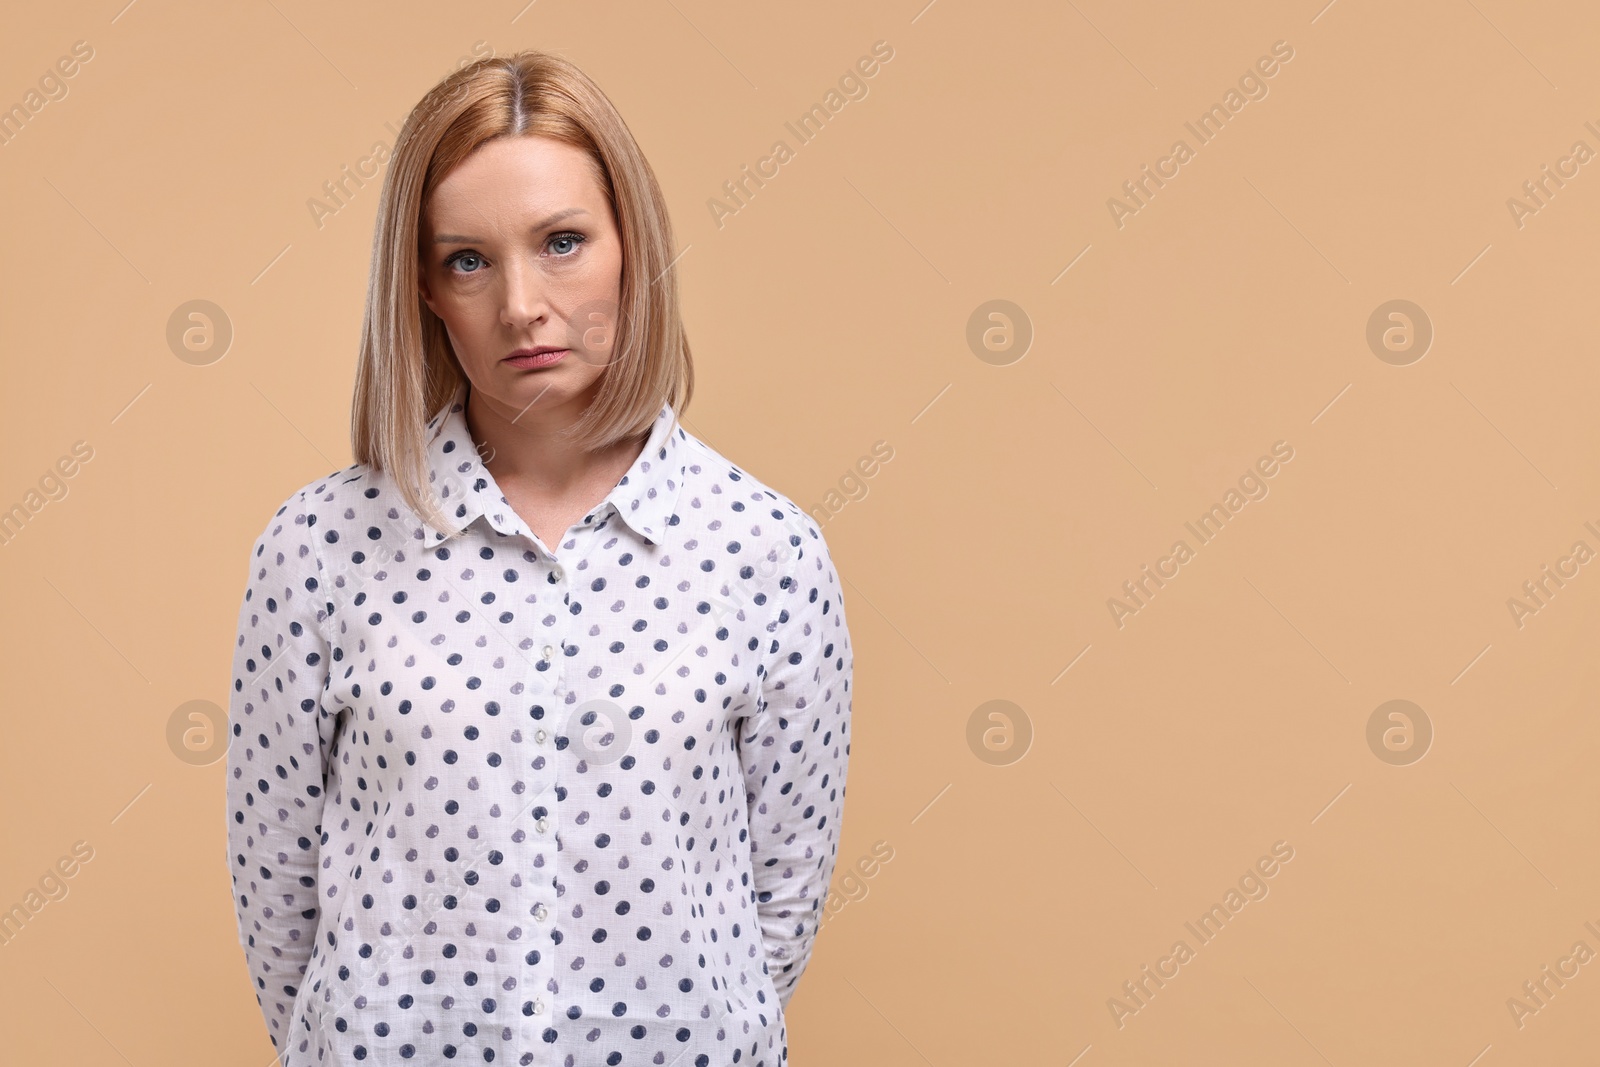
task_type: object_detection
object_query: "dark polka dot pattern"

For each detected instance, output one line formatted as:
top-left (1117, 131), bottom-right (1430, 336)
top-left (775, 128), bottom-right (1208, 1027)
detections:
top-left (226, 380), bottom-right (852, 1066)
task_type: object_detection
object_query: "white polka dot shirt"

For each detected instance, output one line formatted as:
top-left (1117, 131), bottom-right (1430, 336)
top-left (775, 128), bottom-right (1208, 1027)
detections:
top-left (225, 381), bottom-right (852, 1066)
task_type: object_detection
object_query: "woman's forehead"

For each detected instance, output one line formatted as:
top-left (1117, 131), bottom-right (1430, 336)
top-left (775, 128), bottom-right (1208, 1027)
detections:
top-left (426, 138), bottom-right (606, 227)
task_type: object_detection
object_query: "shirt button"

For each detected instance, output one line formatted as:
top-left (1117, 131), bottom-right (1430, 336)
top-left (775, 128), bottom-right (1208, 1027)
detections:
top-left (536, 817), bottom-right (549, 834)
top-left (543, 644), bottom-right (555, 660)
top-left (535, 728), bottom-right (548, 744)
top-left (552, 565), bottom-right (565, 582)
top-left (533, 998), bottom-right (545, 1015)
top-left (533, 903), bottom-right (549, 921)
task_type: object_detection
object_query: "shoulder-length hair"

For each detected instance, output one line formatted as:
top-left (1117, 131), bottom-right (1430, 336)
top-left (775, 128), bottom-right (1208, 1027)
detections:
top-left (351, 49), bottom-right (694, 537)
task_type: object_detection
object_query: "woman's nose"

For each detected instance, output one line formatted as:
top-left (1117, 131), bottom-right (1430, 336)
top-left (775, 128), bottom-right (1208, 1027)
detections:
top-left (500, 255), bottom-right (551, 327)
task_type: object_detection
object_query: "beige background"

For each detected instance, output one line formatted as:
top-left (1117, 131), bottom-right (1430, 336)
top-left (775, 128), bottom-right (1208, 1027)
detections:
top-left (2, 0), bottom-right (1597, 1063)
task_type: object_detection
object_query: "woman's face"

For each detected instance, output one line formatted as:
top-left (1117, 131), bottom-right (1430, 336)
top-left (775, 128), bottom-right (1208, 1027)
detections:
top-left (418, 134), bottom-right (623, 419)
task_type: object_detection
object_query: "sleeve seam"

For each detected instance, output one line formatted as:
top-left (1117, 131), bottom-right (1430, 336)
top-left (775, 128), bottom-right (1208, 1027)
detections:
top-left (303, 487), bottom-right (338, 654)
top-left (754, 517), bottom-right (806, 713)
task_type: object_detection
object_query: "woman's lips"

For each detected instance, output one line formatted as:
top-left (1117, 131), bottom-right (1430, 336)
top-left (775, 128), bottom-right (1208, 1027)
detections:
top-left (504, 349), bottom-right (568, 369)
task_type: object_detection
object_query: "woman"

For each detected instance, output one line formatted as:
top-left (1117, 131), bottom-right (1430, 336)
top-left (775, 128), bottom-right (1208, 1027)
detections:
top-left (226, 50), bottom-right (852, 1067)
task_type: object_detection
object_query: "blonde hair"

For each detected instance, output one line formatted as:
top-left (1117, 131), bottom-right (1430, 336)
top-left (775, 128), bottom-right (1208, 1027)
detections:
top-left (351, 49), bottom-right (694, 537)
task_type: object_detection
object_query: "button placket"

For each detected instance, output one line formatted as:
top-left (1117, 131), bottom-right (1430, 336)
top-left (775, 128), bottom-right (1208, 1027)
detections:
top-left (545, 550), bottom-right (573, 704)
top-left (518, 530), bottom-right (585, 1033)
top-left (524, 542), bottom-right (567, 1035)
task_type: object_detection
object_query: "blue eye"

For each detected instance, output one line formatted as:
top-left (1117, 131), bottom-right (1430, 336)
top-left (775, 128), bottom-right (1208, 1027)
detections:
top-left (447, 252), bottom-right (485, 274)
top-left (549, 232), bottom-right (585, 256)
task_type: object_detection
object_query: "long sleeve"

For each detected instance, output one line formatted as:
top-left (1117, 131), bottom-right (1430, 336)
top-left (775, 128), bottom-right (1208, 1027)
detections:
top-left (741, 524), bottom-right (853, 1009)
top-left (225, 489), bottom-right (340, 1058)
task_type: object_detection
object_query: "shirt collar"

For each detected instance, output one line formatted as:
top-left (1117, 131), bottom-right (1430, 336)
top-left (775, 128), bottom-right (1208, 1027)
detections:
top-left (421, 379), bottom-right (688, 548)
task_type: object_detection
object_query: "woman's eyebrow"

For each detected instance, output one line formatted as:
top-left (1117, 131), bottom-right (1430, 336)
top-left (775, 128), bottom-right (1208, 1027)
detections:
top-left (432, 207), bottom-right (590, 244)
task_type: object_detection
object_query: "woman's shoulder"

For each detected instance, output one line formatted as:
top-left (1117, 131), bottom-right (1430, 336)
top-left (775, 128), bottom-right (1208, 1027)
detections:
top-left (247, 461), bottom-right (394, 543)
top-left (273, 462), bottom-right (387, 511)
top-left (674, 428), bottom-right (835, 563)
